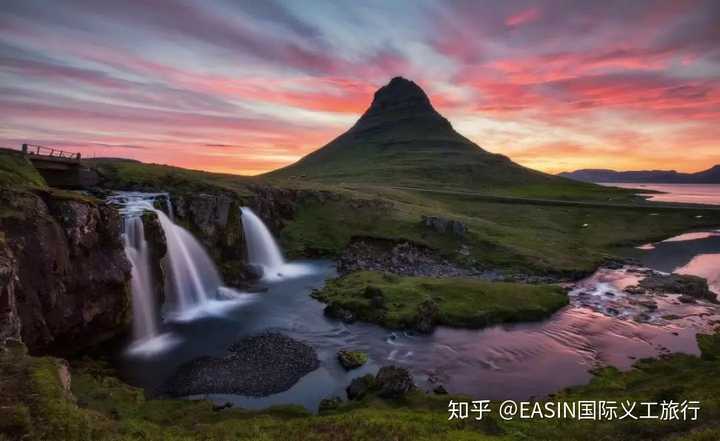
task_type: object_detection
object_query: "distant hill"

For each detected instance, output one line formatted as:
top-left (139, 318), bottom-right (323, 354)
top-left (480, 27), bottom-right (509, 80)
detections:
top-left (558, 166), bottom-right (720, 184)
top-left (265, 77), bottom-right (609, 199)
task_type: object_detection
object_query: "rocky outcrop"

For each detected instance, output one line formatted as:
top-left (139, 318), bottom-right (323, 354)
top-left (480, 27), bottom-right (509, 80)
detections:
top-left (169, 186), bottom-right (305, 284)
top-left (164, 332), bottom-right (319, 397)
top-left (421, 215), bottom-right (466, 237)
top-left (639, 273), bottom-right (717, 303)
top-left (338, 237), bottom-right (476, 277)
top-left (0, 189), bottom-right (131, 355)
top-left (345, 365), bottom-right (415, 400)
top-left (0, 244), bottom-right (21, 343)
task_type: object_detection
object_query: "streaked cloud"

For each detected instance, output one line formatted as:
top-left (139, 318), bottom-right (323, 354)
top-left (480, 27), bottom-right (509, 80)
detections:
top-left (0, 0), bottom-right (718, 175)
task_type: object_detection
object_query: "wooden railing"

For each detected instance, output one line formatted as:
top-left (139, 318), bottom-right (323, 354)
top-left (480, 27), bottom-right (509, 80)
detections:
top-left (22, 143), bottom-right (81, 160)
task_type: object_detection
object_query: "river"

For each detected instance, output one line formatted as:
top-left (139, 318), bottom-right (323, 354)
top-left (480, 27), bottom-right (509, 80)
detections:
top-left (117, 185), bottom-right (720, 412)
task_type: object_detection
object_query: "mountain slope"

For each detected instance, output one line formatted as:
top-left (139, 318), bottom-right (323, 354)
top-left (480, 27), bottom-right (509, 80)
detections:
top-left (266, 77), bottom-right (606, 198)
top-left (559, 166), bottom-right (720, 184)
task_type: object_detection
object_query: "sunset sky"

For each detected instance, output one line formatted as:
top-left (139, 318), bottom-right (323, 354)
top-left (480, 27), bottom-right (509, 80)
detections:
top-left (1, 0), bottom-right (719, 175)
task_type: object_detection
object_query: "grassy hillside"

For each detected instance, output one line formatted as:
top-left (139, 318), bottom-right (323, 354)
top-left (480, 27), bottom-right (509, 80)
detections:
top-left (88, 158), bottom-right (255, 195)
top-left (0, 150), bottom-right (47, 189)
top-left (281, 185), bottom-right (720, 275)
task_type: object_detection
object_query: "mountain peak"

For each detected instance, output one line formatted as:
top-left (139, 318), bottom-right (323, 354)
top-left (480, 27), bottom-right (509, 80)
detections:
top-left (370, 76), bottom-right (430, 110)
top-left (351, 77), bottom-right (449, 134)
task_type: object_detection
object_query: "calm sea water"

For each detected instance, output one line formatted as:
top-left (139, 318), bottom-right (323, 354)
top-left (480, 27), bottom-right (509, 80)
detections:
top-left (602, 183), bottom-right (720, 205)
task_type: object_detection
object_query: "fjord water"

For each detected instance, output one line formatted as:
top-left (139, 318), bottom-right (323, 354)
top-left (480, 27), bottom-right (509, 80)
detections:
top-left (114, 187), bottom-right (720, 411)
top-left (604, 183), bottom-right (720, 205)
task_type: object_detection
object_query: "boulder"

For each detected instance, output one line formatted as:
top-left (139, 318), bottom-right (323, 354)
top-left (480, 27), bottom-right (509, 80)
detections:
top-left (413, 299), bottom-right (439, 333)
top-left (639, 274), bottom-right (717, 303)
top-left (375, 366), bottom-right (415, 398)
top-left (346, 374), bottom-right (375, 400)
top-left (421, 215), bottom-right (466, 237)
top-left (337, 350), bottom-right (368, 370)
top-left (324, 303), bottom-right (356, 323)
top-left (433, 385), bottom-right (448, 395)
top-left (318, 397), bottom-right (342, 412)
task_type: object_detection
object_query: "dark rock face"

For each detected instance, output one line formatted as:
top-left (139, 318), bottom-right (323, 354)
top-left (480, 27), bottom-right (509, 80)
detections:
top-left (0, 189), bottom-right (131, 355)
top-left (639, 273), bottom-right (717, 303)
top-left (0, 244), bottom-right (21, 343)
top-left (169, 186), bottom-right (305, 285)
top-left (164, 332), bottom-right (319, 397)
top-left (421, 215), bottom-right (466, 237)
top-left (141, 211), bottom-right (167, 304)
top-left (375, 366), bottom-right (415, 398)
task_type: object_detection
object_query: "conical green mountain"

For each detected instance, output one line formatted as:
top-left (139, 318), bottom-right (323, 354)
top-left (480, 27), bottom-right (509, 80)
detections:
top-left (266, 77), bottom-right (586, 193)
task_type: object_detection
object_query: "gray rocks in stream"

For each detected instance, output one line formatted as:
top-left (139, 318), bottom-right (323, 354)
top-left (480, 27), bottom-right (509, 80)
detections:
top-left (639, 273), bottom-right (717, 303)
top-left (164, 333), bottom-right (319, 397)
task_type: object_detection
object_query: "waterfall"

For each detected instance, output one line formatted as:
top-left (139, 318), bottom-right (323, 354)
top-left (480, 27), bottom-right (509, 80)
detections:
top-left (123, 216), bottom-right (159, 342)
top-left (240, 207), bottom-right (312, 281)
top-left (109, 192), bottom-right (254, 356)
top-left (240, 207), bottom-right (285, 272)
top-left (154, 209), bottom-right (223, 313)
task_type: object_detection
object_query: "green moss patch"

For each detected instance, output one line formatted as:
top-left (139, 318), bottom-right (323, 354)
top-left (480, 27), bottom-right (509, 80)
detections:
top-left (0, 150), bottom-right (47, 189)
top-left (313, 271), bottom-right (569, 330)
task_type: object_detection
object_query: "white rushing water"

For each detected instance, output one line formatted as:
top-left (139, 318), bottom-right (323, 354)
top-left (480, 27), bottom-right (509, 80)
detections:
top-left (123, 216), bottom-right (159, 341)
top-left (109, 192), bottom-right (254, 356)
top-left (240, 207), bottom-right (312, 281)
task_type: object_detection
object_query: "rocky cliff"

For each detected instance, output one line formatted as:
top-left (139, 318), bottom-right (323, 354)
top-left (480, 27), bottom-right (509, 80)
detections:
top-left (167, 185), bottom-right (332, 285)
top-left (0, 188), bottom-right (131, 355)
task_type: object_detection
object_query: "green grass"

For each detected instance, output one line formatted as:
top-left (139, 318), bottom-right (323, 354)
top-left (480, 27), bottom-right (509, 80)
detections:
top-left (280, 186), bottom-right (720, 276)
top-left (0, 150), bottom-right (47, 189)
top-left (312, 271), bottom-right (569, 329)
top-left (88, 158), bottom-right (255, 196)
top-left (3, 330), bottom-right (720, 441)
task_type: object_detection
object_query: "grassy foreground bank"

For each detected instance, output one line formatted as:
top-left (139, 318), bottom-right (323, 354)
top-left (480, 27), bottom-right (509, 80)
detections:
top-left (312, 271), bottom-right (569, 330)
top-left (1, 331), bottom-right (719, 441)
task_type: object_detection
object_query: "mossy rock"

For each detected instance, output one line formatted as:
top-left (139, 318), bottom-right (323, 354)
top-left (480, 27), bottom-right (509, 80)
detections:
top-left (337, 350), bottom-right (368, 370)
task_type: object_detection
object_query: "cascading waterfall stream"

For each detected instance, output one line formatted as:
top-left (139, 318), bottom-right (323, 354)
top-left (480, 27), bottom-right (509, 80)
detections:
top-left (123, 216), bottom-right (159, 342)
top-left (240, 207), bottom-right (285, 274)
top-left (154, 208), bottom-right (223, 315)
top-left (240, 207), bottom-right (312, 280)
top-left (109, 192), bottom-right (253, 356)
